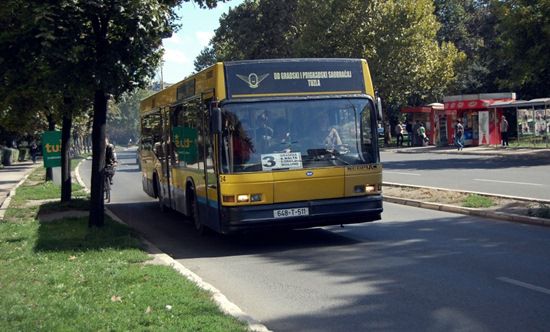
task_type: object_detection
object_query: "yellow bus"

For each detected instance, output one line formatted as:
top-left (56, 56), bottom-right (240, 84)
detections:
top-left (139, 58), bottom-right (383, 234)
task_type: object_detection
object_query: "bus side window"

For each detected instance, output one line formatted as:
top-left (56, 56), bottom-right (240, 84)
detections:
top-left (142, 111), bottom-right (161, 152)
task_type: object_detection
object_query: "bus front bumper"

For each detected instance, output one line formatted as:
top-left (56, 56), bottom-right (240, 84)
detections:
top-left (219, 195), bottom-right (383, 233)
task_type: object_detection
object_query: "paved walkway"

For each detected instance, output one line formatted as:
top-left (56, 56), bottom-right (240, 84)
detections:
top-left (0, 161), bottom-right (41, 218)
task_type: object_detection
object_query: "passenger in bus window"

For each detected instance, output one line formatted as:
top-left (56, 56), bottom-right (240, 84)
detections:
top-left (272, 118), bottom-right (291, 151)
top-left (255, 112), bottom-right (273, 153)
top-left (318, 113), bottom-right (342, 151)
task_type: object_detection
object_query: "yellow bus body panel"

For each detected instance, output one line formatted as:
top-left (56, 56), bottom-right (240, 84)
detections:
top-left (219, 165), bottom-right (382, 206)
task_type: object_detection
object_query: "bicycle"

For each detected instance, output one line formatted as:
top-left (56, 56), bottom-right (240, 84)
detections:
top-left (104, 163), bottom-right (116, 203)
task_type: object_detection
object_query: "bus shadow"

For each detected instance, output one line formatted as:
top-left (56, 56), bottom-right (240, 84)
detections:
top-left (107, 201), bottom-right (360, 259)
top-left (383, 154), bottom-right (550, 171)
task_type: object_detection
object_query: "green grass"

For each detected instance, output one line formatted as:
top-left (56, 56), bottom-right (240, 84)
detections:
top-left (0, 169), bottom-right (247, 331)
top-left (462, 194), bottom-right (494, 208)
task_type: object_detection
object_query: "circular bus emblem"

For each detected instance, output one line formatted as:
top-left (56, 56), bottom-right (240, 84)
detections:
top-left (306, 171), bottom-right (313, 176)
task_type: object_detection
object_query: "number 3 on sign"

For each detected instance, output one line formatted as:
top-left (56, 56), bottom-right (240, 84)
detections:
top-left (262, 155), bottom-right (277, 168)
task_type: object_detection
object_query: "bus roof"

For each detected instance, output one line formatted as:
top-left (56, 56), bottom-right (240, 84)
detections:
top-left (141, 58), bottom-right (374, 114)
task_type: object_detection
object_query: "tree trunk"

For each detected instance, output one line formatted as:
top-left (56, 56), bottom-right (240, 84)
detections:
top-left (61, 111), bottom-right (72, 202)
top-left (45, 114), bottom-right (56, 182)
top-left (89, 90), bottom-right (108, 227)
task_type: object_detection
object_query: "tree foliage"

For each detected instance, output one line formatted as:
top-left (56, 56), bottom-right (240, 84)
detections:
top-left (207, 0), bottom-right (463, 117)
top-left (1, 0), bottom-right (224, 227)
top-left (492, 0), bottom-right (550, 98)
top-left (107, 88), bottom-right (154, 144)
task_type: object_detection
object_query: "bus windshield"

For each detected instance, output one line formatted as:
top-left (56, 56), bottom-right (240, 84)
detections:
top-left (220, 98), bottom-right (378, 173)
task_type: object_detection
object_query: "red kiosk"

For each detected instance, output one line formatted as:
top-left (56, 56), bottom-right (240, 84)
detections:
top-left (443, 93), bottom-right (516, 146)
top-left (401, 103), bottom-right (443, 145)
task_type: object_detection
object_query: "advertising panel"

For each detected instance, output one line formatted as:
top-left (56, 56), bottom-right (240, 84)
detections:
top-left (41, 131), bottom-right (61, 168)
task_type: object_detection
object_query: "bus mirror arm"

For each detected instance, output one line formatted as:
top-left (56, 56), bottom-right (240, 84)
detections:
top-left (376, 97), bottom-right (383, 121)
top-left (211, 107), bottom-right (222, 134)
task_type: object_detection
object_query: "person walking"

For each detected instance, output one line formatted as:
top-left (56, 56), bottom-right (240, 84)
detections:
top-left (395, 121), bottom-right (404, 147)
top-left (500, 115), bottom-right (509, 147)
top-left (30, 140), bottom-right (38, 164)
top-left (454, 119), bottom-right (464, 151)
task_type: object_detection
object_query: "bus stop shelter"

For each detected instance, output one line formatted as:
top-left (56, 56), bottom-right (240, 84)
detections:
top-left (488, 98), bottom-right (550, 148)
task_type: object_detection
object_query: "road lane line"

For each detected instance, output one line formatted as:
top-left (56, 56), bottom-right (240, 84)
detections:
top-left (473, 179), bottom-right (543, 186)
top-left (385, 171), bottom-right (421, 176)
top-left (497, 277), bottom-right (550, 296)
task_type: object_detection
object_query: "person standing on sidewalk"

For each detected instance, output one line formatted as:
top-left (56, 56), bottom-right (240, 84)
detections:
top-left (412, 120), bottom-right (421, 146)
top-left (405, 120), bottom-right (413, 146)
top-left (500, 115), bottom-right (509, 147)
top-left (384, 121), bottom-right (392, 147)
top-left (417, 122), bottom-right (428, 146)
top-left (454, 119), bottom-right (464, 151)
top-left (395, 121), bottom-right (404, 147)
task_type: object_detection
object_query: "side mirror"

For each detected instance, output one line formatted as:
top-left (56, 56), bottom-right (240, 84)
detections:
top-left (210, 107), bottom-right (222, 134)
top-left (376, 97), bottom-right (383, 121)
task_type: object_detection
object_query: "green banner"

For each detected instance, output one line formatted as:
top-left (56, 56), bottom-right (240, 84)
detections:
top-left (172, 126), bottom-right (198, 164)
top-left (41, 131), bottom-right (61, 168)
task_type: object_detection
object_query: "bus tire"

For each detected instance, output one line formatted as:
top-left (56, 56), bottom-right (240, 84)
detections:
top-left (154, 174), bottom-right (165, 213)
top-left (190, 192), bottom-right (207, 235)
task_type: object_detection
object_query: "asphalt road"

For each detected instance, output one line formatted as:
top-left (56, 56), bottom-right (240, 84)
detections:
top-left (381, 150), bottom-right (550, 200)
top-left (79, 149), bottom-right (550, 332)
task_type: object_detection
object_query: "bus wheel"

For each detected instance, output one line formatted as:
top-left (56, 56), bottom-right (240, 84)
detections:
top-left (156, 177), bottom-right (165, 213)
top-left (190, 194), bottom-right (207, 235)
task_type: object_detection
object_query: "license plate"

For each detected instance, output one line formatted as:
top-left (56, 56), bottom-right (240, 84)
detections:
top-left (273, 207), bottom-right (309, 218)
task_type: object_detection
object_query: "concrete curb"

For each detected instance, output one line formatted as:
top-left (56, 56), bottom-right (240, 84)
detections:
top-left (77, 158), bottom-right (271, 332)
top-left (384, 182), bottom-right (550, 205)
top-left (0, 164), bottom-right (40, 220)
top-left (384, 196), bottom-right (549, 227)
top-left (74, 158), bottom-right (90, 194)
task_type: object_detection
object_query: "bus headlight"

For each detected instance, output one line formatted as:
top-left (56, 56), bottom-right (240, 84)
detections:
top-left (354, 185), bottom-right (377, 193)
top-left (237, 194), bottom-right (249, 202)
top-left (365, 185), bottom-right (376, 193)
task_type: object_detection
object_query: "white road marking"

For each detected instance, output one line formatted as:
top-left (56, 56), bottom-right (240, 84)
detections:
top-left (473, 179), bottom-right (543, 186)
top-left (497, 277), bottom-right (550, 296)
top-left (385, 171), bottom-right (421, 176)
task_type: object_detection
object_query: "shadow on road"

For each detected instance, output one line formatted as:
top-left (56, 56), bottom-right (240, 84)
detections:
top-left (383, 154), bottom-right (550, 171)
top-left (107, 198), bottom-right (550, 331)
top-left (107, 201), bottom-right (359, 259)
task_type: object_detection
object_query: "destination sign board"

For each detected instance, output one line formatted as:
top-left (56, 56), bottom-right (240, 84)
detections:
top-left (224, 59), bottom-right (365, 99)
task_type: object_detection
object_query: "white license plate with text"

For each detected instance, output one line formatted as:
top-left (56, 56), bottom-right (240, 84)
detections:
top-left (273, 207), bottom-right (309, 219)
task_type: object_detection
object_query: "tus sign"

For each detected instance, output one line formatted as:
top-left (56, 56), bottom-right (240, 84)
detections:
top-left (41, 131), bottom-right (61, 168)
top-left (172, 126), bottom-right (197, 164)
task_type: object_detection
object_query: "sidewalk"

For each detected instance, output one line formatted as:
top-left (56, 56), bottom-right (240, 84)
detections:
top-left (383, 145), bottom-right (550, 157)
top-left (0, 161), bottom-right (41, 219)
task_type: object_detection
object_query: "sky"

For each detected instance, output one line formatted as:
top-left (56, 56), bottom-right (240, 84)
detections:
top-left (160, 0), bottom-right (244, 84)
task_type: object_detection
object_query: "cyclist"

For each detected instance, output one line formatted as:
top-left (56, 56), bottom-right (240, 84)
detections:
top-left (105, 137), bottom-right (117, 184)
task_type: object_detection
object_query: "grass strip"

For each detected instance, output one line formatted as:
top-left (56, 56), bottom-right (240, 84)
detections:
top-left (0, 168), bottom-right (247, 331)
top-left (462, 194), bottom-right (494, 208)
